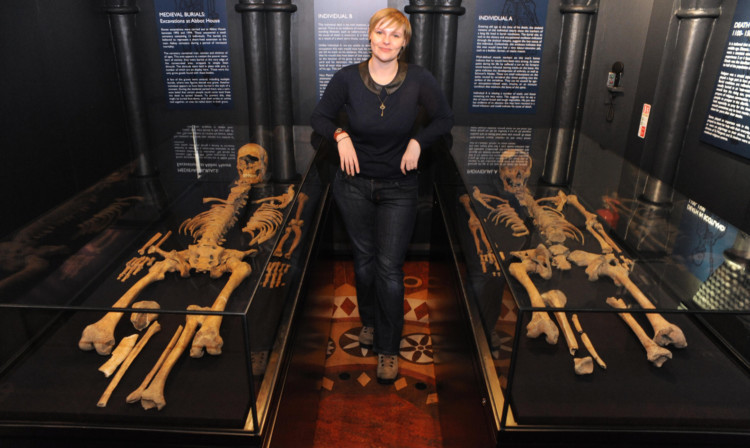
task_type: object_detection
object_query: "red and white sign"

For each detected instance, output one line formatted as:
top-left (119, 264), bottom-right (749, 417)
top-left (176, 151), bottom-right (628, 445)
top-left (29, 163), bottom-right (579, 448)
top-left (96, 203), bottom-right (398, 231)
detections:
top-left (638, 103), bottom-right (651, 138)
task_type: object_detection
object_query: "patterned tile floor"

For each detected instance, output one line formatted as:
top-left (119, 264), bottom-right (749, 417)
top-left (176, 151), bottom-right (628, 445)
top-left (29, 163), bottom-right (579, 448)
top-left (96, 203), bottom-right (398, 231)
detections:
top-left (312, 260), bottom-right (442, 448)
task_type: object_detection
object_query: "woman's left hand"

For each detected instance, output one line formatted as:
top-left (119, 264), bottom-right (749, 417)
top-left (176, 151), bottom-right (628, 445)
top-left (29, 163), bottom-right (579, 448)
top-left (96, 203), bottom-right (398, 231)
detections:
top-left (400, 139), bottom-right (421, 174)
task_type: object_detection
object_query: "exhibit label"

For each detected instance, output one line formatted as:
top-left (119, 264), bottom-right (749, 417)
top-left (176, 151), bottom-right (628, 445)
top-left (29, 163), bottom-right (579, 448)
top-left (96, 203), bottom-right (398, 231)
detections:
top-left (466, 126), bottom-right (533, 176)
top-left (673, 199), bottom-right (737, 282)
top-left (470, 0), bottom-right (548, 113)
top-left (173, 125), bottom-right (239, 180)
top-left (701, 1), bottom-right (750, 159)
top-left (155, 0), bottom-right (233, 109)
top-left (314, 0), bottom-right (386, 98)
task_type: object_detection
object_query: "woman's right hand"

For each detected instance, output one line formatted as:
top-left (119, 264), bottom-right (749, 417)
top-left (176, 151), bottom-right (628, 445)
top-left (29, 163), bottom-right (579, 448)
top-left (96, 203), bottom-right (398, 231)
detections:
top-left (338, 137), bottom-right (360, 176)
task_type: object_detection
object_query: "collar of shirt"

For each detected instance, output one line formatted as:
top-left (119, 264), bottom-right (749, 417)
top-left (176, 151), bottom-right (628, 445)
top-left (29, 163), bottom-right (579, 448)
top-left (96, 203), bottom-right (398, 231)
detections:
top-left (358, 60), bottom-right (408, 95)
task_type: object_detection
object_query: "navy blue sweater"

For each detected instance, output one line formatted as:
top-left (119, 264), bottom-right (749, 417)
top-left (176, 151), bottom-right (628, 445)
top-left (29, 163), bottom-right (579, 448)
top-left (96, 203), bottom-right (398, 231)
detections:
top-left (311, 62), bottom-right (454, 179)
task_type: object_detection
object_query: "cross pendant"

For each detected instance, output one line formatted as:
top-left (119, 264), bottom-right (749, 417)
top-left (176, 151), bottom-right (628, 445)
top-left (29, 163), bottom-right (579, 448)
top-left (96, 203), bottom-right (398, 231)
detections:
top-left (380, 104), bottom-right (386, 117)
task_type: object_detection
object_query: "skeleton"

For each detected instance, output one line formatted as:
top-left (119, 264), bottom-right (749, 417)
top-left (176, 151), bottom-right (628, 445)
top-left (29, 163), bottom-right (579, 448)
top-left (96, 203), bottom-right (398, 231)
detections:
top-left (568, 250), bottom-right (687, 349)
top-left (260, 192), bottom-right (310, 289)
top-left (74, 196), bottom-right (143, 238)
top-left (273, 192), bottom-right (309, 259)
top-left (98, 321), bottom-right (160, 407)
top-left (607, 297), bottom-right (672, 367)
top-left (523, 193), bottom-right (584, 245)
top-left (550, 192), bottom-right (633, 270)
top-left (139, 306), bottom-right (209, 410)
top-left (471, 186), bottom-right (529, 238)
top-left (0, 165), bottom-right (135, 295)
top-left (79, 144), bottom-right (283, 357)
top-left (459, 194), bottom-right (501, 274)
top-left (243, 185), bottom-right (296, 247)
top-left (508, 245), bottom-right (558, 344)
top-left (496, 150), bottom-right (583, 245)
top-left (498, 149), bottom-right (532, 197)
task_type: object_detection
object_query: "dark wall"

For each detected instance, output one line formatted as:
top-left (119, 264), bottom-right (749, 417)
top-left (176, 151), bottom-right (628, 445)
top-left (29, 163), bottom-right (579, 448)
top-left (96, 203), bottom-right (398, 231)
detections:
top-left (4, 0), bottom-right (749, 237)
top-left (576, 0), bottom-right (750, 233)
top-left (0, 0), bottom-right (131, 237)
top-left (133, 0), bottom-right (250, 148)
top-left (676, 0), bottom-right (750, 231)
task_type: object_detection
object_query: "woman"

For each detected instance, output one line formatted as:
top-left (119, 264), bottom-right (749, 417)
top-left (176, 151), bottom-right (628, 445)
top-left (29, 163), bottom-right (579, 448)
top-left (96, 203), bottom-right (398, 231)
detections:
top-left (311, 8), bottom-right (453, 384)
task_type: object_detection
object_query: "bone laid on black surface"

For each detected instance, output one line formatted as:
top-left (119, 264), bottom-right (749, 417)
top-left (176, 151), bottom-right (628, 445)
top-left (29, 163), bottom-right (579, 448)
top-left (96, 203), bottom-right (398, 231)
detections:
top-left (606, 297), bottom-right (672, 367)
top-left (568, 250), bottom-right (687, 349)
top-left (98, 321), bottom-right (161, 407)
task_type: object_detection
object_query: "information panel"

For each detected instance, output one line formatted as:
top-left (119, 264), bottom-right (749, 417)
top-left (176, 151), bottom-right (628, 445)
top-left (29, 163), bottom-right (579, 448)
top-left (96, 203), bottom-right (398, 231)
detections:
top-left (155, 0), bottom-right (233, 109)
top-left (701, 2), bottom-right (750, 159)
top-left (465, 126), bottom-right (533, 177)
top-left (673, 199), bottom-right (737, 283)
top-left (314, 0), bottom-right (386, 98)
top-left (173, 125), bottom-right (239, 180)
top-left (470, 0), bottom-right (548, 114)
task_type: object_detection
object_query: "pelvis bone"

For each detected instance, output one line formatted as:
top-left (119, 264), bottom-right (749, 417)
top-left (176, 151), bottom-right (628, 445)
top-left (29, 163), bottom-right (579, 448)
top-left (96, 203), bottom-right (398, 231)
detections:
top-left (80, 145), bottom-right (273, 356)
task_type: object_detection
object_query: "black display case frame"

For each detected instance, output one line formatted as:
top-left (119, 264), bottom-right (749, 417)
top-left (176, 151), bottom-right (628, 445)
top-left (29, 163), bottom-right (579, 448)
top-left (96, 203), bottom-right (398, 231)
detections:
top-left (0, 127), bottom-right (328, 446)
top-left (434, 125), bottom-right (750, 445)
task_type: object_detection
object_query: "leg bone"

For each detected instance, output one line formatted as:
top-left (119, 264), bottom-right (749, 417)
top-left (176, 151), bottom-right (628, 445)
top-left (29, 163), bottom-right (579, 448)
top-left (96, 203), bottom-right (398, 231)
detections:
top-left (569, 250), bottom-right (687, 349)
top-left (191, 258), bottom-right (252, 357)
top-left (98, 334), bottom-right (138, 377)
top-left (607, 297), bottom-right (672, 367)
top-left (98, 321), bottom-right (161, 407)
top-left (80, 260), bottom-right (178, 355)
top-left (509, 262), bottom-right (559, 344)
top-left (141, 306), bottom-right (210, 410)
top-left (541, 290), bottom-right (578, 355)
top-left (126, 324), bottom-right (183, 404)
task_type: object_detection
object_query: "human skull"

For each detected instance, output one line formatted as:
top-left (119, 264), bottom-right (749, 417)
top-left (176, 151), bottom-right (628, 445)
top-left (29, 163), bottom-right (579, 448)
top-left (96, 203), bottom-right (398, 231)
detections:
top-left (237, 143), bottom-right (268, 185)
top-left (498, 149), bottom-right (532, 196)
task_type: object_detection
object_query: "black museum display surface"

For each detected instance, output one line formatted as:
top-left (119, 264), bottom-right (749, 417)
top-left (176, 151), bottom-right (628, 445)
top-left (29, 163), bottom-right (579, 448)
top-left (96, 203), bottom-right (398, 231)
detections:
top-left (0, 128), bottom-right (327, 443)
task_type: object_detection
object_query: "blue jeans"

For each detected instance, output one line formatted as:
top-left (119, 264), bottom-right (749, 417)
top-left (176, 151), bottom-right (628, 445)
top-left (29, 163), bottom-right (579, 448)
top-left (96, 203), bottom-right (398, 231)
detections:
top-left (332, 170), bottom-right (418, 355)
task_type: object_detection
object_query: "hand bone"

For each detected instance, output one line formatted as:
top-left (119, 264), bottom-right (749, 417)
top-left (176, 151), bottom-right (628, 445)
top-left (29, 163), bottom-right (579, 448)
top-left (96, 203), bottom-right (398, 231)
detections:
top-left (509, 262), bottom-right (558, 344)
top-left (541, 290), bottom-right (578, 355)
top-left (607, 297), bottom-right (672, 367)
top-left (568, 250), bottom-right (687, 349)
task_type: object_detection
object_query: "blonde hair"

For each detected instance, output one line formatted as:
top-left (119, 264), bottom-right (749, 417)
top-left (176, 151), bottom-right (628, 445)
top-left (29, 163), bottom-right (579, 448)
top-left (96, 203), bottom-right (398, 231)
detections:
top-left (368, 8), bottom-right (411, 46)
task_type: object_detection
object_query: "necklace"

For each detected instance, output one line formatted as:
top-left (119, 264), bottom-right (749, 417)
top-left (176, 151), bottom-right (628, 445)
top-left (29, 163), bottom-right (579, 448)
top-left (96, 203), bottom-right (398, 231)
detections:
top-left (377, 88), bottom-right (388, 117)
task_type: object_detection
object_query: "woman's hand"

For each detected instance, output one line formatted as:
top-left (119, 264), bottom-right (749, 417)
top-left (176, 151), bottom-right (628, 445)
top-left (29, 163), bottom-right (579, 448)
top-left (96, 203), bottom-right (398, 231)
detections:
top-left (338, 136), bottom-right (359, 176)
top-left (400, 139), bottom-right (421, 174)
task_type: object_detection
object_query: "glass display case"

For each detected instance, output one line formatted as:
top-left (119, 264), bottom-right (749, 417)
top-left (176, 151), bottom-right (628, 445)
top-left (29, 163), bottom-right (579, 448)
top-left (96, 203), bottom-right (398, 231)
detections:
top-left (434, 126), bottom-right (750, 442)
top-left (0, 126), bottom-right (327, 445)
